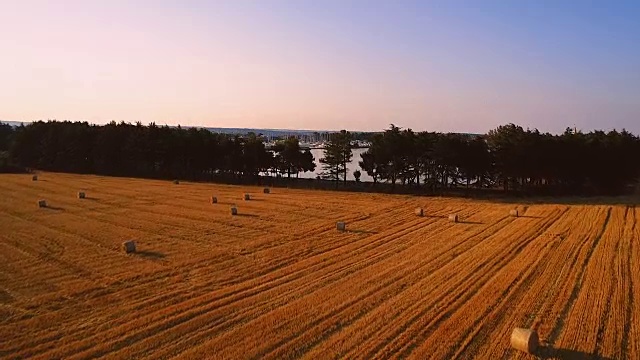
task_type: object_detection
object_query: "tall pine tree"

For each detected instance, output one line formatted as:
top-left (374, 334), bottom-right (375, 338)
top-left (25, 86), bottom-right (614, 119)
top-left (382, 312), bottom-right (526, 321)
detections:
top-left (320, 130), bottom-right (353, 184)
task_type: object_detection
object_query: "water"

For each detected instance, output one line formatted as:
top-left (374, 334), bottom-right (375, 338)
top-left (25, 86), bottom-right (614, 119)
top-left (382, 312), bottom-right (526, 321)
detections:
top-left (297, 148), bottom-right (372, 182)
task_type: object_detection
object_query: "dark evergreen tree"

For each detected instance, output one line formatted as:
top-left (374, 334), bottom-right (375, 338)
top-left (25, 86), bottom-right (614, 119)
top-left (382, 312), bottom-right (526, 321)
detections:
top-left (320, 130), bottom-right (353, 183)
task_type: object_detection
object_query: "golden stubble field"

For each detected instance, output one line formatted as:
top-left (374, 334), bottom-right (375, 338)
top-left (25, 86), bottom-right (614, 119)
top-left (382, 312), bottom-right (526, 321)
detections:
top-left (0, 172), bottom-right (638, 359)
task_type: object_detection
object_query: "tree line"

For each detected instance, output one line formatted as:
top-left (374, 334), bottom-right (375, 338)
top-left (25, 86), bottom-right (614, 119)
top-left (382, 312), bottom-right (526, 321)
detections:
top-left (358, 124), bottom-right (640, 195)
top-left (1, 120), bottom-right (639, 195)
top-left (0, 121), bottom-right (316, 181)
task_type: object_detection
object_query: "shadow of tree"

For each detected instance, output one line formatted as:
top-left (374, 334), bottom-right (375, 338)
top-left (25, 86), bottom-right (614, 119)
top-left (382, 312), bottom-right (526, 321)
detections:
top-left (490, 196), bottom-right (639, 206)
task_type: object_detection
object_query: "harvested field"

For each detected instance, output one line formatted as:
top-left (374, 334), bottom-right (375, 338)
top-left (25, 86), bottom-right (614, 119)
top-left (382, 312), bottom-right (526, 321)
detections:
top-left (0, 172), bottom-right (638, 359)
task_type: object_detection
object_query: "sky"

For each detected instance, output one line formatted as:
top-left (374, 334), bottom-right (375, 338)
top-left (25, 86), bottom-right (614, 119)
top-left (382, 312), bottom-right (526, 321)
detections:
top-left (1, 0), bottom-right (639, 133)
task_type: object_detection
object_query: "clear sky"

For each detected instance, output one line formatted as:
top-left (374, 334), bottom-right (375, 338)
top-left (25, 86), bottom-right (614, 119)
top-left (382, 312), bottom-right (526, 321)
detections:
top-left (1, 0), bottom-right (639, 133)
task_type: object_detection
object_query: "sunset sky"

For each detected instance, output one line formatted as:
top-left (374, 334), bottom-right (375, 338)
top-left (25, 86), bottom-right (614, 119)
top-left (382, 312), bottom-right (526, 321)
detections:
top-left (1, 0), bottom-right (639, 133)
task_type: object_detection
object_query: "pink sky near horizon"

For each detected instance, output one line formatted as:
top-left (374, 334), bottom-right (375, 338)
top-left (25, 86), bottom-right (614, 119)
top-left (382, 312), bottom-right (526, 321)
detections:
top-left (1, 1), bottom-right (639, 133)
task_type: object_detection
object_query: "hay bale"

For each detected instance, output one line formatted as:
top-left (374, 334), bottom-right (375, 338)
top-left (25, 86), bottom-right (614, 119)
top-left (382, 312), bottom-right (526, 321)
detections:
top-left (510, 328), bottom-right (538, 354)
top-left (173, 180), bottom-right (179, 184)
top-left (415, 208), bottom-right (424, 217)
top-left (448, 214), bottom-right (458, 223)
top-left (509, 209), bottom-right (519, 217)
top-left (211, 196), bottom-right (218, 204)
top-left (78, 192), bottom-right (86, 199)
top-left (230, 206), bottom-right (238, 215)
top-left (336, 222), bottom-right (346, 231)
top-left (122, 240), bottom-right (136, 254)
top-left (37, 199), bottom-right (47, 208)
top-left (243, 193), bottom-right (251, 201)
top-left (32, 175), bottom-right (38, 181)
top-left (263, 188), bottom-right (270, 194)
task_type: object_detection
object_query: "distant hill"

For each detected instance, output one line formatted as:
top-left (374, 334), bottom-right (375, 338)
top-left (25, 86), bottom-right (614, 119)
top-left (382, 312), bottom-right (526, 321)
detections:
top-left (1, 120), bottom-right (335, 133)
top-left (0, 120), bottom-right (365, 138)
top-left (0, 121), bottom-right (30, 127)
top-left (200, 127), bottom-right (338, 138)
top-left (0, 120), bottom-right (480, 137)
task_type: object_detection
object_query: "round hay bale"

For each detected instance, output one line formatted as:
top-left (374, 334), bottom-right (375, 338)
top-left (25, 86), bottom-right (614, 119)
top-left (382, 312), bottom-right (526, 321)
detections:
top-left (230, 206), bottom-right (238, 215)
top-left (173, 180), bottom-right (179, 184)
top-left (78, 192), bottom-right (86, 199)
top-left (509, 209), bottom-right (519, 217)
top-left (336, 222), bottom-right (346, 231)
top-left (263, 188), bottom-right (270, 194)
top-left (415, 208), bottom-right (424, 217)
top-left (510, 328), bottom-right (538, 354)
top-left (32, 175), bottom-right (38, 181)
top-left (211, 196), bottom-right (218, 204)
top-left (122, 240), bottom-right (136, 254)
top-left (448, 214), bottom-right (458, 223)
top-left (37, 199), bottom-right (47, 208)
top-left (243, 193), bottom-right (251, 201)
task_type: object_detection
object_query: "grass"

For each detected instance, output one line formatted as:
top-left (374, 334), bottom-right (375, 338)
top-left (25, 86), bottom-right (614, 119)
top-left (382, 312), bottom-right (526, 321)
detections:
top-left (0, 172), bottom-right (638, 359)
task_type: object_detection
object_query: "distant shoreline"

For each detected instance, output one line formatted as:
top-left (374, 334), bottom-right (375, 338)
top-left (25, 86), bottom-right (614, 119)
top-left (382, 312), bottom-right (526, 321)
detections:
top-left (0, 120), bottom-right (482, 137)
top-left (0, 120), bottom-right (361, 134)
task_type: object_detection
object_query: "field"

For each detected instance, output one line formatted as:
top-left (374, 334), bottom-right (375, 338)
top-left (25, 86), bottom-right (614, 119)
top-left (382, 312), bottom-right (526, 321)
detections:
top-left (1, 172), bottom-right (639, 359)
